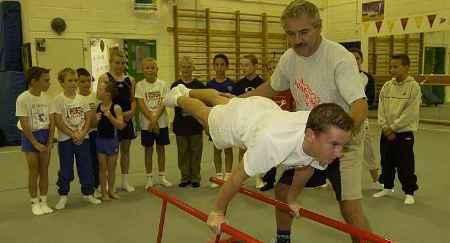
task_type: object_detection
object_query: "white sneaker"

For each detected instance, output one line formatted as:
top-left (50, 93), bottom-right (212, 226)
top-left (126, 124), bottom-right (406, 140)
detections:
top-left (255, 177), bottom-right (266, 189)
top-left (404, 194), bottom-right (415, 205)
top-left (55, 196), bottom-right (68, 210)
top-left (177, 84), bottom-right (191, 96)
top-left (158, 176), bottom-right (173, 187)
top-left (83, 195), bottom-right (102, 205)
top-left (39, 202), bottom-right (54, 214)
top-left (164, 84), bottom-right (187, 107)
top-left (93, 188), bottom-right (103, 198)
top-left (122, 183), bottom-right (135, 192)
top-left (371, 182), bottom-right (384, 190)
top-left (373, 189), bottom-right (394, 198)
top-left (319, 181), bottom-right (329, 188)
top-left (145, 177), bottom-right (154, 189)
top-left (31, 203), bottom-right (45, 216)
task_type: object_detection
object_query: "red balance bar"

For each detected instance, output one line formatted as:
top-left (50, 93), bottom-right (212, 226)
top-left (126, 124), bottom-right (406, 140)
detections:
top-left (147, 186), bottom-right (262, 243)
top-left (210, 177), bottom-right (394, 243)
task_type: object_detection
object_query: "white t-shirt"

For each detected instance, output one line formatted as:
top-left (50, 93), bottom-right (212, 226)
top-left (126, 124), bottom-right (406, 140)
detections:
top-left (51, 93), bottom-right (90, 141)
top-left (15, 91), bottom-right (52, 131)
top-left (243, 109), bottom-right (326, 176)
top-left (78, 91), bottom-right (100, 133)
top-left (135, 79), bottom-right (169, 129)
top-left (271, 38), bottom-right (366, 112)
top-left (359, 72), bottom-right (368, 88)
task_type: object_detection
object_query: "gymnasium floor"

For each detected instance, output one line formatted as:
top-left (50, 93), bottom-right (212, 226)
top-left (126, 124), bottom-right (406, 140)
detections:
top-left (1, 120), bottom-right (449, 243)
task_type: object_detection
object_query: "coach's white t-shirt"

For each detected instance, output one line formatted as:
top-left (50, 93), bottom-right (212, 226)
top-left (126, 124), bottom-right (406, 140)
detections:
top-left (271, 38), bottom-right (366, 112)
top-left (52, 93), bottom-right (90, 141)
top-left (16, 91), bottom-right (52, 131)
top-left (135, 79), bottom-right (169, 129)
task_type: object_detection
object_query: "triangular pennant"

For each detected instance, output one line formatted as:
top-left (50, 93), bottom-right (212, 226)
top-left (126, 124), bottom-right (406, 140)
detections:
top-left (401, 17), bottom-right (409, 31)
top-left (375, 21), bottom-right (383, 33)
top-left (427, 14), bottom-right (437, 27)
top-left (415, 16), bottom-right (423, 29)
top-left (387, 20), bottom-right (395, 33)
top-left (362, 22), bottom-right (370, 34)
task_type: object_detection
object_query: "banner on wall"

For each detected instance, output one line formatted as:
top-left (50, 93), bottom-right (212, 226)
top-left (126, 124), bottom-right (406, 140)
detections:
top-left (400, 17), bottom-right (409, 31)
top-left (362, 0), bottom-right (384, 22)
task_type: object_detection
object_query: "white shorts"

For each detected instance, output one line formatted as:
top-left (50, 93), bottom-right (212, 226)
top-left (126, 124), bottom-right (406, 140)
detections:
top-left (207, 97), bottom-right (280, 150)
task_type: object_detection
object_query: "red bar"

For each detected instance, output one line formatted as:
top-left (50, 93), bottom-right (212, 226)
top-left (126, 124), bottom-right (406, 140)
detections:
top-left (156, 200), bottom-right (168, 243)
top-left (147, 187), bottom-right (262, 243)
top-left (210, 177), bottom-right (394, 243)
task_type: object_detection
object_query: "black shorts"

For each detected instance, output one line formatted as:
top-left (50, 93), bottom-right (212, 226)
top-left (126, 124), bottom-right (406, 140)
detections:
top-left (278, 159), bottom-right (343, 201)
top-left (141, 128), bottom-right (170, 147)
top-left (118, 120), bottom-right (136, 141)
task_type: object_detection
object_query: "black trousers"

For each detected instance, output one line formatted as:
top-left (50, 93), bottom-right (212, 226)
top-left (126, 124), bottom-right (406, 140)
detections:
top-left (379, 131), bottom-right (418, 195)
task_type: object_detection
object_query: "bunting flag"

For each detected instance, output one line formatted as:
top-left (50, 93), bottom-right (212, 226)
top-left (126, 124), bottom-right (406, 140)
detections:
top-left (400, 17), bottom-right (409, 31)
top-left (439, 17), bottom-right (447, 24)
top-left (375, 21), bottom-right (383, 33)
top-left (387, 20), bottom-right (395, 33)
top-left (427, 14), bottom-right (437, 28)
top-left (362, 22), bottom-right (370, 34)
top-left (414, 16), bottom-right (423, 29)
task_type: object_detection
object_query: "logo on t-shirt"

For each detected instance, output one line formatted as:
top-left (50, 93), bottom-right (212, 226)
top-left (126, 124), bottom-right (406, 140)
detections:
top-left (31, 104), bottom-right (49, 129)
top-left (294, 79), bottom-right (320, 109)
top-left (65, 105), bottom-right (86, 130)
top-left (145, 92), bottom-right (162, 110)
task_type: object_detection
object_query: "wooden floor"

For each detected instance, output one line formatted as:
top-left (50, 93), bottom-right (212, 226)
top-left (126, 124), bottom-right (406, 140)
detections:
top-left (1, 120), bottom-right (449, 243)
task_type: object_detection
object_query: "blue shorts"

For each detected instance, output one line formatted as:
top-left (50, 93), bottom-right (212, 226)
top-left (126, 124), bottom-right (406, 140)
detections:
top-left (21, 129), bottom-right (49, 152)
top-left (96, 137), bottom-right (119, 156)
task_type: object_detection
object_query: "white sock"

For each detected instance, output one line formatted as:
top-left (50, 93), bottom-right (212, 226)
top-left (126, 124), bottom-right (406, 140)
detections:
top-left (40, 196), bottom-right (47, 202)
top-left (30, 198), bottom-right (39, 204)
top-left (159, 172), bottom-right (165, 177)
top-left (146, 173), bottom-right (152, 178)
top-left (122, 174), bottom-right (128, 184)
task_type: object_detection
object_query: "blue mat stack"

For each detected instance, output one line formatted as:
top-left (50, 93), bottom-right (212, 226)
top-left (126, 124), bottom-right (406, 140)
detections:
top-left (0, 1), bottom-right (25, 146)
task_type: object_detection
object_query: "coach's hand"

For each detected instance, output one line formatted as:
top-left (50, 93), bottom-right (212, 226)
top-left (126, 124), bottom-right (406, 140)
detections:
top-left (207, 211), bottom-right (226, 234)
top-left (288, 202), bottom-right (301, 218)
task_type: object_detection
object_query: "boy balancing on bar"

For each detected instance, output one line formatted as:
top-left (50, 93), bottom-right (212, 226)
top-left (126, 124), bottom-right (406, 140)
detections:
top-left (164, 84), bottom-right (354, 234)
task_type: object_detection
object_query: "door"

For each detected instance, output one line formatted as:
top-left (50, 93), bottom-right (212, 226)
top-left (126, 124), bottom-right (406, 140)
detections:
top-left (36, 38), bottom-right (85, 97)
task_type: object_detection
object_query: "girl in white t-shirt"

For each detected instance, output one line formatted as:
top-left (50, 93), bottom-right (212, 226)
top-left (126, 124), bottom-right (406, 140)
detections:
top-left (16, 67), bottom-right (55, 216)
top-left (53, 68), bottom-right (101, 210)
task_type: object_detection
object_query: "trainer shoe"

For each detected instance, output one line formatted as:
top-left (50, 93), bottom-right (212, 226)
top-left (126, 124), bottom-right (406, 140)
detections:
top-left (83, 195), bottom-right (102, 205)
top-left (164, 84), bottom-right (190, 107)
top-left (371, 182), bottom-right (384, 190)
top-left (373, 189), bottom-right (394, 198)
top-left (145, 176), bottom-right (154, 189)
top-left (404, 194), bottom-right (415, 205)
top-left (159, 175), bottom-right (173, 187)
top-left (31, 201), bottom-right (45, 216)
top-left (55, 196), bottom-right (68, 210)
top-left (40, 202), bottom-right (54, 214)
top-left (121, 183), bottom-right (136, 192)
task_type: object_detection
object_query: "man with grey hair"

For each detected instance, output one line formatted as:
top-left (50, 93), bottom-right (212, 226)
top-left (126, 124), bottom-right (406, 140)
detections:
top-left (242, 1), bottom-right (371, 242)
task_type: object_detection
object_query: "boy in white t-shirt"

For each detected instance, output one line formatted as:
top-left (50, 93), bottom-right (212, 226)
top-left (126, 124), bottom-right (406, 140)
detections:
top-left (16, 67), bottom-right (55, 215)
top-left (135, 58), bottom-right (172, 188)
top-left (76, 68), bottom-right (102, 196)
top-left (52, 68), bottom-right (101, 209)
top-left (165, 84), bottom-right (353, 235)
